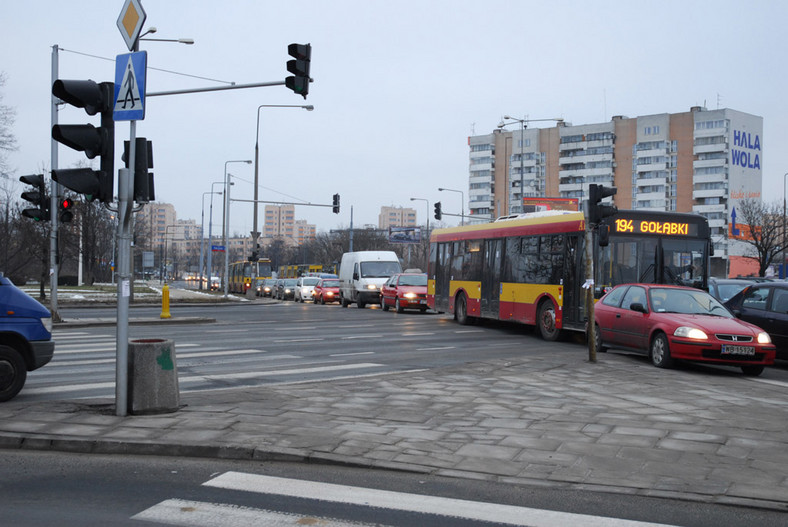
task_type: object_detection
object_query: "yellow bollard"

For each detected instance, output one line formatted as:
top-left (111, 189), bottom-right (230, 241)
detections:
top-left (160, 283), bottom-right (172, 319)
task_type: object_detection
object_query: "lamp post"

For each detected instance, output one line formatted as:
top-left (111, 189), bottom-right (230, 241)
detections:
top-left (783, 172), bottom-right (788, 278)
top-left (139, 27), bottom-right (194, 45)
top-left (497, 116), bottom-right (564, 214)
top-left (224, 160), bottom-right (252, 298)
top-left (410, 197), bottom-right (429, 243)
top-left (438, 187), bottom-right (465, 225)
top-left (199, 190), bottom-right (220, 290)
top-left (252, 104), bottom-right (314, 260)
top-left (205, 181), bottom-right (224, 291)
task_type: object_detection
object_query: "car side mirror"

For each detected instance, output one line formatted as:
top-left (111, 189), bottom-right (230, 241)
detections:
top-left (630, 302), bottom-right (647, 313)
top-left (353, 272), bottom-right (359, 280)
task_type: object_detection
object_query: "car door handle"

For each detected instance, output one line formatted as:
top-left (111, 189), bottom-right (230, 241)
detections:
top-left (616, 314), bottom-right (621, 318)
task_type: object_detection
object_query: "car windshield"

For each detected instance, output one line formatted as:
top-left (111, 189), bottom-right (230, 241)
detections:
top-left (322, 279), bottom-right (340, 287)
top-left (302, 278), bottom-right (320, 286)
top-left (360, 261), bottom-right (401, 278)
top-left (716, 283), bottom-right (750, 302)
top-left (284, 279), bottom-right (298, 286)
top-left (398, 274), bottom-right (427, 286)
top-left (650, 288), bottom-right (731, 317)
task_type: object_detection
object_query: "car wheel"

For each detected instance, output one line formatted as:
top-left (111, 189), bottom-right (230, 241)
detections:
top-left (358, 300), bottom-right (366, 309)
top-left (455, 292), bottom-right (473, 325)
top-left (396, 298), bottom-right (404, 313)
top-left (0, 345), bottom-right (27, 403)
top-left (741, 365), bottom-right (765, 376)
top-left (537, 299), bottom-right (561, 341)
top-left (595, 324), bottom-right (607, 353)
top-left (341, 294), bottom-right (349, 308)
top-left (381, 296), bottom-right (389, 311)
top-left (650, 332), bottom-right (674, 369)
top-left (420, 307), bottom-right (427, 313)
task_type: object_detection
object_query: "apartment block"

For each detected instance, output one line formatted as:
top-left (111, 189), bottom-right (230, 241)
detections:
top-left (469, 106), bottom-right (763, 272)
top-left (379, 206), bottom-right (418, 230)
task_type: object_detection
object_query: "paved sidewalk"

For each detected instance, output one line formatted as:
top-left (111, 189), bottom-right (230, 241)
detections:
top-left (1, 351), bottom-right (787, 511)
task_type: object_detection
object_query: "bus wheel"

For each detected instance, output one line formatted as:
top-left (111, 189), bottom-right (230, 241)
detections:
top-left (537, 299), bottom-right (560, 341)
top-left (455, 293), bottom-right (473, 325)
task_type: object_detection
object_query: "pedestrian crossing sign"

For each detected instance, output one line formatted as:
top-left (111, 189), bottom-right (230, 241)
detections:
top-left (113, 51), bottom-right (147, 121)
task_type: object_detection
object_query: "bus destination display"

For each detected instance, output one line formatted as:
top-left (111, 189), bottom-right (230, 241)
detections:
top-left (613, 218), bottom-right (698, 237)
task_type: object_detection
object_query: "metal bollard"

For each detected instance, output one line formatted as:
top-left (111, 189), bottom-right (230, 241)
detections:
top-left (160, 283), bottom-right (171, 319)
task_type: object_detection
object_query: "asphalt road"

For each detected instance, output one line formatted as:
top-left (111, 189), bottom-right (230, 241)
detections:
top-left (25, 300), bottom-right (788, 403)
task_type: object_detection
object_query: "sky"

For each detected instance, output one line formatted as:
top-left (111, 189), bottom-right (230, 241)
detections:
top-left (2, 0), bottom-right (787, 238)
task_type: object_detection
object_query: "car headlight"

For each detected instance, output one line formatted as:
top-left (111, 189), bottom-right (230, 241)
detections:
top-left (757, 332), bottom-right (772, 344)
top-left (403, 292), bottom-right (417, 299)
top-left (367, 284), bottom-right (377, 290)
top-left (674, 326), bottom-right (707, 340)
top-left (325, 291), bottom-right (334, 296)
top-left (41, 317), bottom-right (52, 333)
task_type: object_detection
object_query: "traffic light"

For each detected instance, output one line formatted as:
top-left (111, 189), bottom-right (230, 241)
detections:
top-left (59, 198), bottom-right (75, 223)
top-left (286, 43), bottom-right (311, 99)
top-left (332, 193), bottom-right (340, 214)
top-left (19, 174), bottom-right (50, 222)
top-left (434, 202), bottom-right (442, 220)
top-left (588, 184), bottom-right (617, 225)
top-left (51, 80), bottom-right (115, 203)
top-left (122, 138), bottom-right (155, 203)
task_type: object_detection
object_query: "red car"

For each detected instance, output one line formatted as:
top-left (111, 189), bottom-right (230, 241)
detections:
top-left (313, 278), bottom-right (340, 304)
top-left (594, 284), bottom-right (775, 376)
top-left (380, 272), bottom-right (428, 313)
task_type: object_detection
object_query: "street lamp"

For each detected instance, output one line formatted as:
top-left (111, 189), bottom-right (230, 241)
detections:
top-left (410, 197), bottom-right (429, 242)
top-left (224, 160), bottom-right (252, 298)
top-left (139, 27), bottom-right (195, 45)
top-left (252, 104), bottom-right (314, 259)
top-left (498, 116), bottom-right (564, 214)
top-left (438, 187), bottom-right (465, 225)
top-left (205, 181), bottom-right (224, 291)
top-left (783, 172), bottom-right (788, 278)
top-left (199, 190), bottom-right (221, 290)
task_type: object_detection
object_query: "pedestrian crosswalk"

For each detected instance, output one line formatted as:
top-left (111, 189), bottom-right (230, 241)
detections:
top-left (132, 472), bottom-right (677, 527)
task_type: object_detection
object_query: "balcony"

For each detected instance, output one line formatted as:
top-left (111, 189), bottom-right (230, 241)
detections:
top-left (693, 188), bottom-right (727, 200)
top-left (693, 142), bottom-right (726, 155)
top-left (693, 204), bottom-right (726, 214)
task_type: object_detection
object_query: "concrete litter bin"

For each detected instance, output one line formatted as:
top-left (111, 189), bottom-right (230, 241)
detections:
top-left (128, 338), bottom-right (180, 415)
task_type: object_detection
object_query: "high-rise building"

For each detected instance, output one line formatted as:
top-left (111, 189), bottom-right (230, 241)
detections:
top-left (263, 204), bottom-right (316, 246)
top-left (379, 206), bottom-right (417, 230)
top-left (469, 106), bottom-right (763, 273)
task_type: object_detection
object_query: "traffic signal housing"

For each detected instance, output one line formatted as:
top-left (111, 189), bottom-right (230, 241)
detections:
top-left (434, 202), bottom-right (442, 220)
top-left (122, 138), bottom-right (155, 203)
top-left (286, 43), bottom-right (311, 99)
top-left (51, 80), bottom-right (115, 203)
top-left (20, 174), bottom-right (50, 222)
top-left (59, 198), bottom-right (75, 223)
top-left (332, 193), bottom-right (340, 214)
top-left (588, 184), bottom-right (617, 225)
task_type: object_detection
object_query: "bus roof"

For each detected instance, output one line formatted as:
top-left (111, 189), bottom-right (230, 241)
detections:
top-left (431, 211), bottom-right (585, 243)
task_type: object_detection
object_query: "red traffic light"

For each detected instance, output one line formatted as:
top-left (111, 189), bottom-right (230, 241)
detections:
top-left (60, 198), bottom-right (74, 210)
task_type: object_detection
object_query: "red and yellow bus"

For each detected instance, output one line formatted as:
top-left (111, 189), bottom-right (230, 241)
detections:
top-left (228, 258), bottom-right (274, 294)
top-left (428, 209), bottom-right (711, 340)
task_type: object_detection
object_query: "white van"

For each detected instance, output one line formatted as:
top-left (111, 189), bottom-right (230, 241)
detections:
top-left (339, 251), bottom-right (402, 308)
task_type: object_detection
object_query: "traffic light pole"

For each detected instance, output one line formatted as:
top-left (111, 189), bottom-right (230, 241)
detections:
top-left (49, 44), bottom-right (61, 322)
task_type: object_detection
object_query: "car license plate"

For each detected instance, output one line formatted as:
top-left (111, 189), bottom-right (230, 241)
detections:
top-left (721, 345), bottom-right (756, 356)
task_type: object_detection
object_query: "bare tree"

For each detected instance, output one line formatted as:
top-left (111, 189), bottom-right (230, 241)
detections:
top-left (0, 72), bottom-right (17, 177)
top-left (735, 198), bottom-right (784, 277)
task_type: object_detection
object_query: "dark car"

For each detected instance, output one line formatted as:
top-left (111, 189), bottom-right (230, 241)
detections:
top-left (707, 277), bottom-right (754, 303)
top-left (276, 278), bottom-right (298, 300)
top-left (258, 278), bottom-right (277, 297)
top-left (595, 283), bottom-right (775, 376)
top-left (725, 282), bottom-right (788, 360)
top-left (380, 272), bottom-right (428, 313)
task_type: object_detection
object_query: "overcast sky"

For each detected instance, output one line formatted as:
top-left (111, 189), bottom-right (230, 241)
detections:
top-left (2, 0), bottom-right (786, 237)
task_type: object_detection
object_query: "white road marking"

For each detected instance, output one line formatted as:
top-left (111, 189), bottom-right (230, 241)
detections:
top-left (202, 472), bottom-right (677, 527)
top-left (132, 498), bottom-right (384, 526)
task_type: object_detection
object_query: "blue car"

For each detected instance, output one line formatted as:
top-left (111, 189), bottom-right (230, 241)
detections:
top-left (0, 273), bottom-right (55, 401)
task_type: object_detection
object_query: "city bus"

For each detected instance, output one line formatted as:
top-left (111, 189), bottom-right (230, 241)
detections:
top-left (228, 258), bottom-right (274, 294)
top-left (427, 209), bottom-right (712, 340)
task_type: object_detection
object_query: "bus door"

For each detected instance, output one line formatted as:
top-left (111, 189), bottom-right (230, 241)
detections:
top-left (562, 234), bottom-right (584, 329)
top-left (433, 242), bottom-right (451, 312)
top-left (481, 239), bottom-right (502, 318)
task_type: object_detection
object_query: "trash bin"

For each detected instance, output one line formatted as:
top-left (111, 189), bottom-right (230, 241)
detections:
top-left (128, 338), bottom-right (180, 415)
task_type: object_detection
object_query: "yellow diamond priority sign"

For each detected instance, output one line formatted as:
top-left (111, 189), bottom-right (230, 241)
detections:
top-left (117, 0), bottom-right (147, 51)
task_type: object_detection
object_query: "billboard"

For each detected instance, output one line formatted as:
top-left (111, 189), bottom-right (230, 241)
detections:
top-left (522, 197), bottom-right (579, 212)
top-left (389, 227), bottom-right (421, 244)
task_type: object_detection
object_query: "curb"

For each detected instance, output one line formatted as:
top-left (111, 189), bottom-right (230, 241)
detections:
top-left (53, 317), bottom-right (216, 328)
top-left (2, 432), bottom-right (786, 513)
